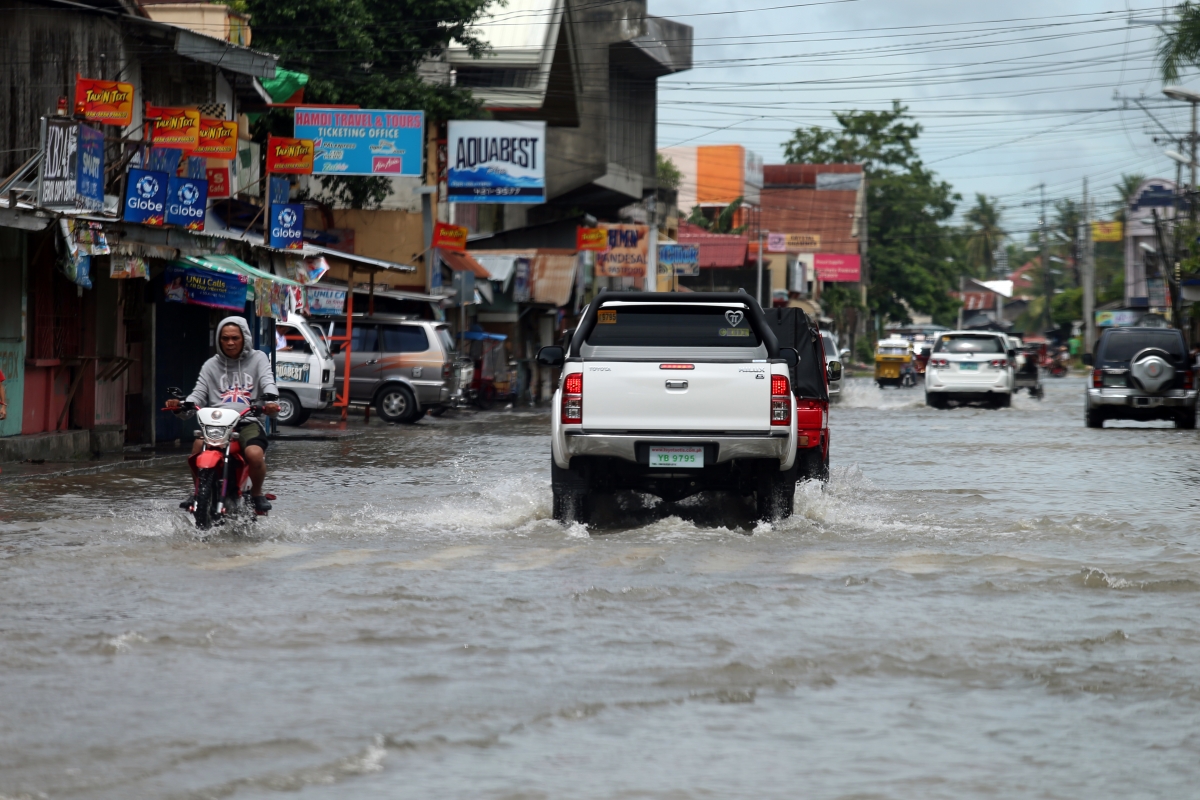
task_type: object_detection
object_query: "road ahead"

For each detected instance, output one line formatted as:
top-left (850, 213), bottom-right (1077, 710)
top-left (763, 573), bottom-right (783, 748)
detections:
top-left (2, 377), bottom-right (1198, 799)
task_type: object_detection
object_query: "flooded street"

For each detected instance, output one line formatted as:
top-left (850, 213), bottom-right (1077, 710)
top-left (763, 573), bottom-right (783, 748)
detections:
top-left (2, 376), bottom-right (1199, 799)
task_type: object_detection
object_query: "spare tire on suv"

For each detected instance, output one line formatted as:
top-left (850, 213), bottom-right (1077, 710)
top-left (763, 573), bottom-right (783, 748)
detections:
top-left (1084, 327), bottom-right (1197, 429)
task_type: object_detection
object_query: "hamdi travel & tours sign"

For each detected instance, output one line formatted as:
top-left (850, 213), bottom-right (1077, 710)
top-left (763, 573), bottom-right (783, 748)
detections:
top-left (294, 108), bottom-right (423, 176)
top-left (447, 120), bottom-right (545, 203)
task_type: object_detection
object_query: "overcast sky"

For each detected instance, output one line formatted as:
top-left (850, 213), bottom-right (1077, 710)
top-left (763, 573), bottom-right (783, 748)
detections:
top-left (651, 0), bottom-right (1192, 238)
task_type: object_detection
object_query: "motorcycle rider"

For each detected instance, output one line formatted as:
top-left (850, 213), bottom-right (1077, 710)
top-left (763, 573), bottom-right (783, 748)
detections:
top-left (167, 316), bottom-right (280, 512)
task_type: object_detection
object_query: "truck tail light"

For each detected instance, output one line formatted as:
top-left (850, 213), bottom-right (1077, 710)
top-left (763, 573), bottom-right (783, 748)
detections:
top-left (771, 374), bottom-right (791, 426)
top-left (442, 362), bottom-right (453, 381)
top-left (562, 372), bottom-right (583, 424)
top-left (1092, 368), bottom-right (1104, 389)
top-left (1186, 369), bottom-right (1195, 390)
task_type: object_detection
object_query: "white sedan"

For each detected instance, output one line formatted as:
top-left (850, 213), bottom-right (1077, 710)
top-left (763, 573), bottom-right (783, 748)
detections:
top-left (925, 331), bottom-right (1015, 408)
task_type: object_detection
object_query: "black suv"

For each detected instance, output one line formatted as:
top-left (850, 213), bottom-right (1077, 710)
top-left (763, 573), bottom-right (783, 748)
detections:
top-left (1083, 327), bottom-right (1196, 429)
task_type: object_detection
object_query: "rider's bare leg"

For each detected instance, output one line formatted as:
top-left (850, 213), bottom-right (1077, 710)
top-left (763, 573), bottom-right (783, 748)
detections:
top-left (243, 444), bottom-right (266, 496)
top-left (191, 438), bottom-right (203, 456)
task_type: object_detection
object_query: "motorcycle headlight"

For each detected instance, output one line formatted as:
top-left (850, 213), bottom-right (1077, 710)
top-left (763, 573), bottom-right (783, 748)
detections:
top-left (201, 424), bottom-right (232, 443)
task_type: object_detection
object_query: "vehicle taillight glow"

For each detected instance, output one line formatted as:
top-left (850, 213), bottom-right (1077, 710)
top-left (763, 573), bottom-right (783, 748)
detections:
top-left (989, 359), bottom-right (1008, 368)
top-left (659, 364), bottom-right (695, 370)
top-left (442, 363), bottom-right (453, 380)
top-left (1186, 370), bottom-right (1195, 390)
top-left (930, 358), bottom-right (949, 368)
top-left (1092, 369), bottom-right (1104, 389)
top-left (771, 374), bottom-right (791, 426)
top-left (561, 372), bottom-right (583, 424)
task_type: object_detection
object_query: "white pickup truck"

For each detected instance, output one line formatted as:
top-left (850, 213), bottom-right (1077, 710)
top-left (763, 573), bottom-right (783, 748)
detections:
top-left (537, 290), bottom-right (800, 524)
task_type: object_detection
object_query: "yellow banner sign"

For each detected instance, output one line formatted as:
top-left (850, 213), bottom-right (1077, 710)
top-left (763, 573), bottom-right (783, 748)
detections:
top-left (1092, 221), bottom-right (1122, 242)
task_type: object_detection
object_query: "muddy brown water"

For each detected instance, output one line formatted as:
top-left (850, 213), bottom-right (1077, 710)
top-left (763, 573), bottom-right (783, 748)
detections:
top-left (1, 377), bottom-right (1198, 799)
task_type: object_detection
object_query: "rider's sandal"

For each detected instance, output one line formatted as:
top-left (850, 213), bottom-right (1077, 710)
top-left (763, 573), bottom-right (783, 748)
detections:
top-left (251, 495), bottom-right (272, 513)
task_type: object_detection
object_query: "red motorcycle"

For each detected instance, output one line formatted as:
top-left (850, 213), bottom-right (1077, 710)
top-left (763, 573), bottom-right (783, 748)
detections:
top-left (165, 389), bottom-right (273, 530)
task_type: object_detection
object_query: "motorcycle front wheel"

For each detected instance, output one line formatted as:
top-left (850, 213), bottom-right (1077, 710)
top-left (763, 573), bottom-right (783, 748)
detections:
top-left (192, 468), bottom-right (220, 530)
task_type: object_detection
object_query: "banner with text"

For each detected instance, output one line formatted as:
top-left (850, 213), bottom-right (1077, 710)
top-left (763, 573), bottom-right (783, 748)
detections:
top-left (267, 136), bottom-right (315, 174)
top-left (75, 76), bottom-right (134, 126)
top-left (432, 221), bottom-right (468, 252)
top-left (813, 253), bottom-right (861, 282)
top-left (294, 108), bottom-right (423, 176)
top-left (163, 264), bottom-right (248, 311)
top-left (447, 120), bottom-right (545, 204)
top-left (595, 224), bottom-right (649, 278)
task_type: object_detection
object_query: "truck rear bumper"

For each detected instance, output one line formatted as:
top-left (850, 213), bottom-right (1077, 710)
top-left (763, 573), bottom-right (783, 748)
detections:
top-left (1087, 388), bottom-right (1197, 408)
top-left (563, 432), bottom-right (793, 466)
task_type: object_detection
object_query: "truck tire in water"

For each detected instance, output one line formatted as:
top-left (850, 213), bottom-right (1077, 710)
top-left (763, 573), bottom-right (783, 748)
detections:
top-left (275, 390), bottom-right (310, 426)
top-left (756, 463), bottom-right (797, 521)
top-left (1085, 408), bottom-right (1104, 429)
top-left (551, 459), bottom-right (589, 524)
top-left (796, 448), bottom-right (827, 482)
top-left (376, 385), bottom-right (419, 424)
top-left (192, 468), bottom-right (219, 530)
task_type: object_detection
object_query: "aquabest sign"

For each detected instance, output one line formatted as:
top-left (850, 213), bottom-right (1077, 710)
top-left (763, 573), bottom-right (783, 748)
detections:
top-left (447, 120), bottom-right (545, 204)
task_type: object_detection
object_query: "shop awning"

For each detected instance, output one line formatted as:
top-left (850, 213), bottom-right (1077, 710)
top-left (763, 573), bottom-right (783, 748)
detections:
top-left (532, 254), bottom-right (577, 306)
top-left (440, 249), bottom-right (491, 278)
top-left (176, 254), bottom-right (301, 287)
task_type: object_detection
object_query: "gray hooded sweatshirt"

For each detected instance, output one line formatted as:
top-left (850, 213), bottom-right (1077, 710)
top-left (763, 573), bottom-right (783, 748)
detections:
top-left (187, 316), bottom-right (278, 409)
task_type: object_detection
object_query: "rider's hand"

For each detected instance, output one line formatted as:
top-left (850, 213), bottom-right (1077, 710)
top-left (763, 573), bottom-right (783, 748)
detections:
top-left (166, 399), bottom-right (181, 409)
top-left (263, 402), bottom-right (280, 417)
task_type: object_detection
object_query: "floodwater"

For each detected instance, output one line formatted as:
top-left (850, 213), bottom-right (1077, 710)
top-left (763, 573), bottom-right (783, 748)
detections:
top-left (2, 377), bottom-right (1199, 799)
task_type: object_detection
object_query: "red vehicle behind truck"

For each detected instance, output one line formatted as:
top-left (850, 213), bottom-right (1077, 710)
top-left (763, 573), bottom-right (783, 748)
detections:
top-left (766, 307), bottom-right (832, 481)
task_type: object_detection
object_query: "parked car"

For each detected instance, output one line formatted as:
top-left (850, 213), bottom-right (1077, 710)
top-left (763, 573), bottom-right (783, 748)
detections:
top-left (273, 316), bottom-right (336, 426)
top-left (1083, 326), bottom-right (1196, 428)
top-left (328, 314), bottom-right (457, 423)
top-left (771, 309), bottom-right (833, 480)
top-left (819, 330), bottom-right (844, 400)
top-left (540, 290), bottom-right (799, 523)
top-left (924, 331), bottom-right (1015, 408)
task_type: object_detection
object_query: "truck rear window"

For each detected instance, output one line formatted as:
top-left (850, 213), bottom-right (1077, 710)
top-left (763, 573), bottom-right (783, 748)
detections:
top-left (585, 305), bottom-right (762, 348)
top-left (1100, 331), bottom-right (1185, 361)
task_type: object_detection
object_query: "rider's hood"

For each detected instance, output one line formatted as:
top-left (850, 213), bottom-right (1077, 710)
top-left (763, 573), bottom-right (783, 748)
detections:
top-left (216, 315), bottom-right (254, 362)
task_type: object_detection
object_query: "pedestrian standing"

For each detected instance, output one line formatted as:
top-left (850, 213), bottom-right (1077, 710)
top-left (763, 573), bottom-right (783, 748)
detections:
top-left (0, 367), bottom-right (8, 420)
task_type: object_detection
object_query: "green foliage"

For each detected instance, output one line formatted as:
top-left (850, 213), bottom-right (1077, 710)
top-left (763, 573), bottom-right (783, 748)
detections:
top-left (657, 153), bottom-right (683, 191)
top-left (964, 194), bottom-right (1004, 277)
top-left (245, 0), bottom-right (492, 208)
top-left (1158, 2), bottom-right (1200, 82)
top-left (1113, 173), bottom-right (1145, 222)
top-left (782, 102), bottom-right (962, 326)
top-left (1052, 287), bottom-right (1082, 325)
top-left (855, 337), bottom-right (874, 364)
top-left (685, 197), bottom-right (746, 234)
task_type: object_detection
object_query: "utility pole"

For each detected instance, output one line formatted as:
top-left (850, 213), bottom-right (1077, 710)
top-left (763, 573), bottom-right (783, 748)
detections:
top-left (1039, 183), bottom-right (1052, 334)
top-left (1084, 181), bottom-right (1094, 357)
top-left (755, 218), bottom-right (765, 308)
top-left (647, 194), bottom-right (659, 292)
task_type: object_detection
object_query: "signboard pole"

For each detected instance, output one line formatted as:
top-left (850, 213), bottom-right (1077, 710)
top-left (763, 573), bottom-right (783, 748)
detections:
top-left (1081, 177), bottom-right (1096, 353)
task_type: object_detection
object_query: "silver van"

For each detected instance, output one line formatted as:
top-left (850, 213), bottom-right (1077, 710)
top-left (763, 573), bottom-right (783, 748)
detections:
top-left (330, 315), bottom-right (457, 423)
top-left (274, 315), bottom-right (336, 426)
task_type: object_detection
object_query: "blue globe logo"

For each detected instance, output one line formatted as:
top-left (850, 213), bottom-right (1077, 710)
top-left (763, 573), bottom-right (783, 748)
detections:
top-left (177, 182), bottom-right (200, 205)
top-left (278, 208), bottom-right (297, 228)
top-left (136, 175), bottom-right (160, 198)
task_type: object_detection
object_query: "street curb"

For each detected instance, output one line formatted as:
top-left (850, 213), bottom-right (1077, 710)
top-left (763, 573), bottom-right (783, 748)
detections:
top-left (0, 455), bottom-right (180, 485)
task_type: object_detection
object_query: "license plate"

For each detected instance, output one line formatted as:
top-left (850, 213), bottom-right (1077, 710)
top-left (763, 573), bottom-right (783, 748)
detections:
top-left (649, 446), bottom-right (704, 468)
top-left (958, 362), bottom-right (978, 371)
top-left (1133, 397), bottom-right (1162, 407)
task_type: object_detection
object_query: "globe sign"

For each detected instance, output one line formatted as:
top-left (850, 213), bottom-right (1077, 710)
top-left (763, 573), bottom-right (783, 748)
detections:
top-left (176, 182), bottom-right (200, 205)
top-left (278, 207), bottom-right (298, 228)
top-left (136, 174), bottom-right (160, 199)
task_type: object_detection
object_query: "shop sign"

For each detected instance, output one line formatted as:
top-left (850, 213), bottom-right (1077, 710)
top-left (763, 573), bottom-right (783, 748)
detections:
top-left (163, 264), bottom-right (248, 311)
top-left (576, 227), bottom-right (607, 251)
top-left (813, 253), bottom-right (861, 282)
top-left (266, 136), bottom-right (315, 174)
top-left (38, 118), bottom-right (78, 210)
top-left (307, 287), bottom-right (347, 316)
top-left (74, 76), bottom-right (134, 126)
top-left (110, 254), bottom-right (148, 280)
top-left (123, 168), bottom-right (169, 226)
top-left (207, 165), bottom-right (231, 198)
top-left (195, 118), bottom-right (238, 158)
top-left (166, 176), bottom-right (208, 230)
top-left (269, 202), bottom-right (305, 250)
top-left (1092, 221), bottom-right (1123, 242)
top-left (294, 108), bottom-right (423, 176)
top-left (447, 120), bottom-right (545, 203)
top-left (776, 233), bottom-right (820, 251)
top-left (658, 244), bottom-right (700, 277)
top-left (75, 123), bottom-right (105, 211)
top-left (147, 105), bottom-right (200, 151)
top-left (1096, 309), bottom-right (1140, 327)
top-left (432, 221), bottom-right (468, 252)
top-left (595, 224), bottom-right (649, 278)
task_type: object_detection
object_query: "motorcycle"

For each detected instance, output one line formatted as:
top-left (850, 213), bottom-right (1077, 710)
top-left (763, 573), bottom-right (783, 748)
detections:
top-left (165, 388), bottom-right (274, 530)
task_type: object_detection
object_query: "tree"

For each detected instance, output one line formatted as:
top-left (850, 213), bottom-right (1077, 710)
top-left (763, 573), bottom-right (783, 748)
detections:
top-left (245, 0), bottom-right (493, 207)
top-left (686, 197), bottom-right (746, 234)
top-left (1113, 173), bottom-right (1146, 223)
top-left (964, 194), bottom-right (1004, 277)
top-left (657, 153), bottom-right (683, 191)
top-left (1158, 2), bottom-right (1200, 82)
top-left (782, 102), bottom-right (961, 325)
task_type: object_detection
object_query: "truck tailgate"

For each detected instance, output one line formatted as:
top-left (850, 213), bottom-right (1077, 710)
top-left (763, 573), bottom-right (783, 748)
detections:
top-left (582, 361), bottom-right (772, 432)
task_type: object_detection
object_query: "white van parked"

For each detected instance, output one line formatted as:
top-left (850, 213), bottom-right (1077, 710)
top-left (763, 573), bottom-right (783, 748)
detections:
top-left (274, 315), bottom-right (336, 426)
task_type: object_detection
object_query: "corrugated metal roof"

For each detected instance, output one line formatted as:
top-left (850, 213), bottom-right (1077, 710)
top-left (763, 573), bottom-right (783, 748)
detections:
top-left (532, 254), bottom-right (576, 306)
top-left (677, 223), bottom-right (748, 268)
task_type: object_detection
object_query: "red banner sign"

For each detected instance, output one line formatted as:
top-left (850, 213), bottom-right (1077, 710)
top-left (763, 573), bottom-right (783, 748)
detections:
top-left (75, 75), bottom-right (134, 126)
top-left (195, 118), bottom-right (238, 159)
top-left (576, 227), bottom-right (607, 251)
top-left (206, 165), bottom-right (231, 199)
top-left (432, 221), bottom-right (468, 252)
top-left (266, 136), bottom-right (315, 174)
top-left (146, 104), bottom-right (200, 151)
top-left (813, 253), bottom-right (861, 282)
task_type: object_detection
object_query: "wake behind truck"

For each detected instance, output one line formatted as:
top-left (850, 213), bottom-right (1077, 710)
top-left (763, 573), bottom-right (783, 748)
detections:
top-left (537, 290), bottom-right (837, 524)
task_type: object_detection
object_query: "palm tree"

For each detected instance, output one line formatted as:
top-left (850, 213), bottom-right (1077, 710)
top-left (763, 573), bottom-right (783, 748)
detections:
top-left (1113, 173), bottom-right (1146, 223)
top-left (965, 194), bottom-right (1004, 277)
top-left (1158, 2), bottom-right (1200, 82)
top-left (685, 197), bottom-right (746, 234)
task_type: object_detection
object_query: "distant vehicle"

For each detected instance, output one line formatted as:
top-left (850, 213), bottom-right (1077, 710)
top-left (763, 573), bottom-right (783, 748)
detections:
top-left (1013, 343), bottom-right (1044, 399)
top-left (924, 331), bottom-right (1015, 408)
top-left (820, 330), bottom-right (844, 400)
top-left (273, 316), bottom-right (336, 426)
top-left (1083, 327), bottom-right (1196, 428)
top-left (874, 336), bottom-right (912, 387)
top-left (329, 315), bottom-right (458, 423)
top-left (539, 290), bottom-right (800, 523)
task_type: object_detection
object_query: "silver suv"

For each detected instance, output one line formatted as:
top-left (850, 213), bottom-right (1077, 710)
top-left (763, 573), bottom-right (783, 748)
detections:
top-left (1083, 327), bottom-right (1196, 429)
top-left (330, 315), bottom-right (457, 423)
